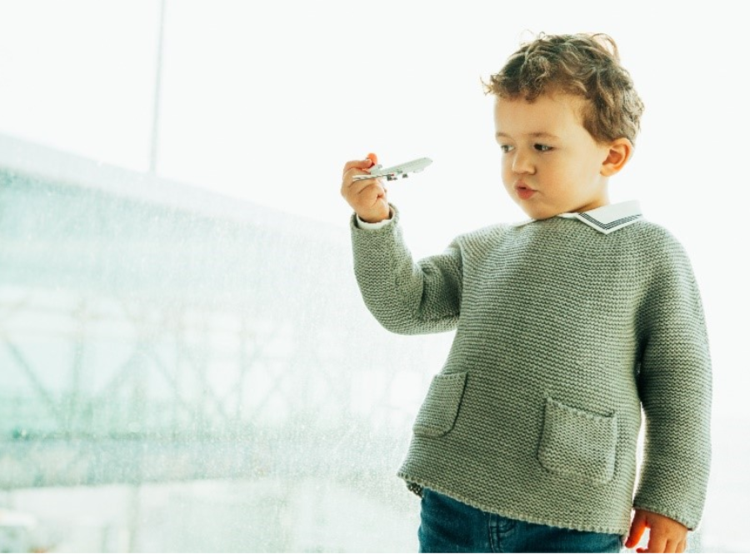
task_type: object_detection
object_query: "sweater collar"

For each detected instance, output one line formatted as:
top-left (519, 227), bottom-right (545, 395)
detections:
top-left (558, 200), bottom-right (642, 235)
top-left (513, 200), bottom-right (642, 235)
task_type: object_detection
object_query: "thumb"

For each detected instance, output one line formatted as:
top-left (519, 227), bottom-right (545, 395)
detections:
top-left (625, 510), bottom-right (648, 549)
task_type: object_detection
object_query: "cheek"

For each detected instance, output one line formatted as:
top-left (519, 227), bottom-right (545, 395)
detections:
top-left (545, 159), bottom-right (576, 182)
top-left (500, 157), bottom-right (514, 184)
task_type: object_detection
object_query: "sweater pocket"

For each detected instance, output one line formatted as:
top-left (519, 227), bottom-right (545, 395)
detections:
top-left (413, 372), bottom-right (467, 438)
top-left (537, 397), bottom-right (617, 485)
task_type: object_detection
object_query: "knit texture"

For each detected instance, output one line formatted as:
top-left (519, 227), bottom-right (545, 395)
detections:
top-left (350, 205), bottom-right (711, 535)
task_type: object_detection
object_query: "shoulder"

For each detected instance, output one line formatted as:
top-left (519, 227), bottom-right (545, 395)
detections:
top-left (625, 220), bottom-right (699, 288)
top-left (631, 218), bottom-right (678, 238)
top-left (626, 219), bottom-right (692, 262)
top-left (454, 223), bottom-right (512, 244)
top-left (449, 223), bottom-right (512, 254)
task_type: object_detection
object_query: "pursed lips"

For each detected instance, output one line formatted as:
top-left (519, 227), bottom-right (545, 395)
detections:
top-left (515, 182), bottom-right (537, 199)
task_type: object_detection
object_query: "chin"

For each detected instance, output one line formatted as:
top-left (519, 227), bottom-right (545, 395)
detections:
top-left (521, 206), bottom-right (558, 221)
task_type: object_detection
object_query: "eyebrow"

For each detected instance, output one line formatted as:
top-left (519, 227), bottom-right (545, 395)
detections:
top-left (495, 131), bottom-right (560, 140)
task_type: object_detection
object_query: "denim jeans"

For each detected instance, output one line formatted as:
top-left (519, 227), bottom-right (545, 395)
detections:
top-left (418, 488), bottom-right (623, 553)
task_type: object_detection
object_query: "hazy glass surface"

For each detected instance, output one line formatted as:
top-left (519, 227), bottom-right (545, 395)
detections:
top-left (0, 159), bottom-right (453, 551)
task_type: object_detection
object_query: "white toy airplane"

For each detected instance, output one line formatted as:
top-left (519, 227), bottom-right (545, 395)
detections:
top-left (352, 157), bottom-right (433, 181)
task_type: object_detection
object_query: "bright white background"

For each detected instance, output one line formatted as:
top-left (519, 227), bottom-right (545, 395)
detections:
top-left (1, 0), bottom-right (748, 551)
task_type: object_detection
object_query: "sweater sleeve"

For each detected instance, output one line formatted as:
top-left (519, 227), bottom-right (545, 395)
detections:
top-left (350, 205), bottom-right (462, 335)
top-left (633, 233), bottom-right (712, 530)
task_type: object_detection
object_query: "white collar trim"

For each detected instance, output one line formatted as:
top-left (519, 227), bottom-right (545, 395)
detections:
top-left (511, 200), bottom-right (643, 235)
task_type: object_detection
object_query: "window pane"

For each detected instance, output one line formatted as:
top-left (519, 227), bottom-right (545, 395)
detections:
top-left (0, 146), bottom-right (454, 551)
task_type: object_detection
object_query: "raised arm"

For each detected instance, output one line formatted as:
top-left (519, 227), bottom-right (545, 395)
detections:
top-left (340, 154), bottom-right (463, 335)
top-left (350, 205), bottom-right (462, 335)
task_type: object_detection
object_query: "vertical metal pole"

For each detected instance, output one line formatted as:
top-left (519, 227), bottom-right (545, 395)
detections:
top-left (149, 0), bottom-right (166, 174)
top-left (126, 484), bottom-right (141, 552)
top-left (127, 6), bottom-right (168, 549)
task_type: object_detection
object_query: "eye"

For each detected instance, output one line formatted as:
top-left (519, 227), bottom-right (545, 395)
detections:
top-left (499, 144), bottom-right (514, 153)
top-left (534, 143), bottom-right (552, 152)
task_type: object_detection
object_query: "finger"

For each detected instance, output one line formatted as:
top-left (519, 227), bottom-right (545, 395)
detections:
top-left (341, 168), bottom-right (377, 193)
top-left (354, 180), bottom-right (387, 202)
top-left (341, 165), bottom-right (373, 188)
top-left (367, 152), bottom-right (378, 165)
top-left (663, 539), bottom-right (677, 553)
top-left (342, 157), bottom-right (374, 176)
top-left (349, 176), bottom-right (386, 197)
top-left (355, 182), bottom-right (388, 212)
top-left (645, 533), bottom-right (667, 553)
top-left (342, 165), bottom-right (369, 181)
top-left (340, 178), bottom-right (383, 207)
top-left (674, 537), bottom-right (686, 554)
top-left (343, 158), bottom-right (373, 172)
top-left (625, 512), bottom-right (648, 549)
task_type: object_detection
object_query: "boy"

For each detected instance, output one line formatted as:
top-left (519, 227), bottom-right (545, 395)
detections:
top-left (340, 33), bottom-right (711, 553)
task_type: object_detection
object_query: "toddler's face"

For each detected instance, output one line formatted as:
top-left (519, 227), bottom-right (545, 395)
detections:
top-left (494, 93), bottom-right (612, 220)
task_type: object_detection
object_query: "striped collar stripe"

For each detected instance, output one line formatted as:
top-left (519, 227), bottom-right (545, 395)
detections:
top-left (568, 200), bottom-right (642, 235)
top-left (513, 200), bottom-right (643, 235)
top-left (574, 212), bottom-right (642, 235)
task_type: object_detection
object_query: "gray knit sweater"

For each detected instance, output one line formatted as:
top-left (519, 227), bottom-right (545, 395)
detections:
top-left (350, 202), bottom-right (711, 536)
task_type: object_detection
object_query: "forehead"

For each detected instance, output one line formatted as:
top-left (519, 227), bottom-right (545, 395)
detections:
top-left (494, 93), bottom-right (586, 136)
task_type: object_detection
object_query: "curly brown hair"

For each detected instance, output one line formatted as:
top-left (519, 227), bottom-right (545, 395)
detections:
top-left (483, 33), bottom-right (644, 145)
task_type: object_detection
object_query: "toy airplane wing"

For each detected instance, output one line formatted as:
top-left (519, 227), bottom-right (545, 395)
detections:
top-left (352, 157), bottom-right (433, 181)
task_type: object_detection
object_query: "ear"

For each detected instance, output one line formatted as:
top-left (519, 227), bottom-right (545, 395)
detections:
top-left (600, 138), bottom-right (633, 177)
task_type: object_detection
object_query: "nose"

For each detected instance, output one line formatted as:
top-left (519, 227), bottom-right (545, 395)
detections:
top-left (511, 150), bottom-right (534, 175)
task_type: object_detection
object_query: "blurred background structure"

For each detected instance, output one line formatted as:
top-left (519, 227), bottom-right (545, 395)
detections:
top-left (0, 135), bottom-right (449, 551)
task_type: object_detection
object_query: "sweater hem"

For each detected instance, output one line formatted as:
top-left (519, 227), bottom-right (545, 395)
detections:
top-left (398, 471), bottom-right (630, 537)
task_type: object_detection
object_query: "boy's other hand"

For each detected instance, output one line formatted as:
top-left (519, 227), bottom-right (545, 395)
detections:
top-left (340, 154), bottom-right (390, 224)
top-left (625, 509), bottom-right (688, 553)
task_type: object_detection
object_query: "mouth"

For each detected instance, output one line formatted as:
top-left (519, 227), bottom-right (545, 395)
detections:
top-left (515, 183), bottom-right (537, 200)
